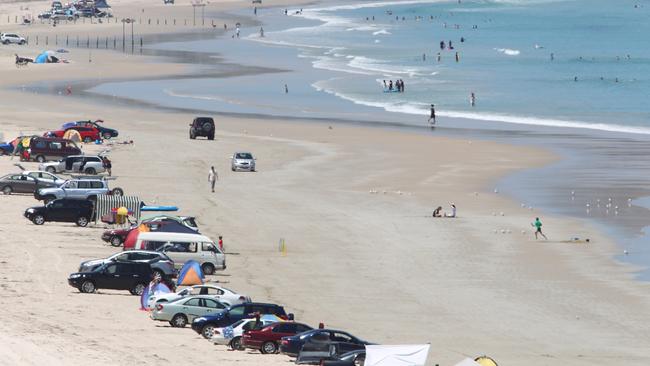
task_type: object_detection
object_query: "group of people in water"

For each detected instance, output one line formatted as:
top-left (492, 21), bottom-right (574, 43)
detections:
top-left (383, 79), bottom-right (405, 93)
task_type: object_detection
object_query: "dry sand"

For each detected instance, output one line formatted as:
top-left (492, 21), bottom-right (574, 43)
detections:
top-left (0, 1), bottom-right (649, 365)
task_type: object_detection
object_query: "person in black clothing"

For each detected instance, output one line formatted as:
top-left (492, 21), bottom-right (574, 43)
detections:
top-left (428, 104), bottom-right (436, 125)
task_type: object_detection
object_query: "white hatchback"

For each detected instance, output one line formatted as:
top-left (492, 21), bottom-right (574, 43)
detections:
top-left (1, 33), bottom-right (26, 45)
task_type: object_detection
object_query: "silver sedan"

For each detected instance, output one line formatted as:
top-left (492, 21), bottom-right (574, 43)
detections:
top-left (150, 295), bottom-right (228, 328)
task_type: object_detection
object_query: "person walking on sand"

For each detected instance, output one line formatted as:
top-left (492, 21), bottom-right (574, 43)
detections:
top-left (428, 104), bottom-right (436, 125)
top-left (208, 166), bottom-right (218, 193)
top-left (532, 217), bottom-right (548, 240)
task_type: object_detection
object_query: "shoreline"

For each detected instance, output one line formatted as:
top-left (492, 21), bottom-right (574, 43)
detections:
top-left (0, 1), bottom-right (649, 365)
top-left (11, 5), bottom-right (650, 280)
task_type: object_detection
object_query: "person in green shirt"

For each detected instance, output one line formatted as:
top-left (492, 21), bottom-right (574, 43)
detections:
top-left (533, 217), bottom-right (548, 240)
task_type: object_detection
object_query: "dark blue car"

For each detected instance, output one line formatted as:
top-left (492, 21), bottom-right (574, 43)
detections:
top-left (280, 329), bottom-right (370, 357)
top-left (190, 302), bottom-right (288, 339)
top-left (62, 120), bottom-right (119, 140)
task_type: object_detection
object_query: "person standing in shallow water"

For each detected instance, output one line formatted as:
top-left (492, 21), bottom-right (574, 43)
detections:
top-left (533, 217), bottom-right (548, 240)
top-left (428, 104), bottom-right (436, 125)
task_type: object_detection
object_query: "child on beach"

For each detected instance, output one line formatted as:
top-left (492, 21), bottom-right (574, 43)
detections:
top-left (532, 217), bottom-right (548, 240)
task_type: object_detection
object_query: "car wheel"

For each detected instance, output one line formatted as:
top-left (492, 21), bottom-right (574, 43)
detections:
top-left (110, 236), bottom-right (123, 247)
top-left (83, 137), bottom-right (92, 143)
top-left (46, 166), bottom-right (56, 173)
top-left (32, 214), bottom-right (45, 225)
top-left (80, 280), bottom-right (95, 293)
top-left (84, 167), bottom-right (96, 175)
top-left (3, 40), bottom-right (9, 45)
top-left (76, 216), bottom-right (89, 227)
top-left (132, 283), bottom-right (146, 296)
top-left (111, 187), bottom-right (124, 196)
top-left (189, 132), bottom-right (196, 139)
top-left (20, 40), bottom-right (26, 45)
top-left (201, 324), bottom-right (215, 339)
top-left (261, 341), bottom-right (278, 354)
top-left (2, 186), bottom-right (12, 195)
top-left (231, 167), bottom-right (235, 172)
top-left (201, 263), bottom-right (215, 276)
top-left (230, 336), bottom-right (243, 351)
top-left (102, 132), bottom-right (112, 140)
top-left (35, 155), bottom-right (46, 163)
top-left (208, 134), bottom-right (214, 140)
top-left (171, 314), bottom-right (188, 328)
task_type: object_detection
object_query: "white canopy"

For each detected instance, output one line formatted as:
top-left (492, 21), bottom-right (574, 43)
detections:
top-left (453, 358), bottom-right (482, 366)
top-left (365, 344), bottom-right (430, 366)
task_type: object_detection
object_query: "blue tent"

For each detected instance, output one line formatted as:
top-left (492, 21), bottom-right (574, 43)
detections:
top-left (34, 51), bottom-right (50, 64)
top-left (177, 260), bottom-right (204, 286)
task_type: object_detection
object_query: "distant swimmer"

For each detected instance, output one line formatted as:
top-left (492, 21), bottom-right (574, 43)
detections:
top-left (422, 53), bottom-right (426, 61)
top-left (448, 40), bottom-right (453, 49)
top-left (470, 92), bottom-right (475, 107)
top-left (285, 84), bottom-right (289, 93)
top-left (455, 52), bottom-right (459, 62)
top-left (460, 37), bottom-right (465, 43)
top-left (440, 41), bottom-right (445, 50)
top-left (383, 80), bottom-right (387, 89)
top-left (389, 80), bottom-right (393, 91)
top-left (260, 27), bottom-right (264, 37)
top-left (550, 53), bottom-right (554, 61)
top-left (437, 52), bottom-right (441, 62)
top-left (574, 76), bottom-right (578, 82)
top-left (428, 104), bottom-right (436, 125)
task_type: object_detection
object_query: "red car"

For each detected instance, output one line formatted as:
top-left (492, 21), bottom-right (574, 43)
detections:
top-left (46, 126), bottom-right (101, 142)
top-left (242, 322), bottom-right (313, 354)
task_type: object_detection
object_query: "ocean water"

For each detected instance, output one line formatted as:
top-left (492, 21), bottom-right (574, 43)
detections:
top-left (257, 0), bottom-right (650, 134)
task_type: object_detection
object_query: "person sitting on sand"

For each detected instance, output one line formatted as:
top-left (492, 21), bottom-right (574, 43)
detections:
top-left (445, 203), bottom-right (457, 218)
top-left (432, 206), bottom-right (443, 217)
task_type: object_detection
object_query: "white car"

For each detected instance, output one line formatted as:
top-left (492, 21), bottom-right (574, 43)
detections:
top-left (231, 152), bottom-right (256, 172)
top-left (1, 33), bottom-right (26, 45)
top-left (147, 284), bottom-right (250, 309)
top-left (211, 316), bottom-right (283, 349)
top-left (39, 155), bottom-right (106, 175)
top-left (21, 171), bottom-right (65, 186)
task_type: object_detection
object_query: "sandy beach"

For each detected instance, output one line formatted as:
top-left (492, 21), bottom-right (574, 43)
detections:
top-left (1, 1), bottom-right (649, 365)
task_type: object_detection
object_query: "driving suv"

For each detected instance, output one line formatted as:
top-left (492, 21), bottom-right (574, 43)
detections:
top-left (24, 198), bottom-right (94, 227)
top-left (68, 261), bottom-right (153, 295)
top-left (78, 250), bottom-right (176, 279)
top-left (189, 117), bottom-right (215, 140)
top-left (40, 155), bottom-right (106, 175)
top-left (1, 33), bottom-right (26, 45)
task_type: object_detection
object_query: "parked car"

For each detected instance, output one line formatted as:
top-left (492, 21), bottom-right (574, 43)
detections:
top-left (231, 152), bottom-right (256, 172)
top-left (24, 198), bottom-right (94, 226)
top-left (35, 178), bottom-right (122, 203)
top-left (212, 316), bottom-right (284, 349)
top-left (303, 349), bottom-right (366, 366)
top-left (23, 137), bottom-right (81, 162)
top-left (280, 329), bottom-right (370, 358)
top-left (62, 120), bottom-right (118, 139)
top-left (1, 33), bottom-right (26, 45)
top-left (102, 218), bottom-right (197, 247)
top-left (47, 126), bottom-right (101, 143)
top-left (243, 322), bottom-right (314, 354)
top-left (37, 11), bottom-right (53, 19)
top-left (191, 302), bottom-right (289, 339)
top-left (39, 155), bottom-right (106, 175)
top-left (101, 226), bottom-right (133, 247)
top-left (150, 295), bottom-right (228, 327)
top-left (0, 172), bottom-right (59, 195)
top-left (129, 232), bottom-right (225, 275)
top-left (79, 250), bottom-right (176, 279)
top-left (148, 284), bottom-right (250, 309)
top-left (189, 117), bottom-right (215, 140)
top-left (68, 261), bottom-right (153, 295)
top-left (21, 170), bottom-right (66, 186)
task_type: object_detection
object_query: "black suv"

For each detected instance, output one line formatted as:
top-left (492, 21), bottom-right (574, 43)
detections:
top-left (189, 117), bottom-right (215, 140)
top-left (68, 261), bottom-right (153, 295)
top-left (191, 302), bottom-right (290, 339)
top-left (24, 199), bottom-right (94, 227)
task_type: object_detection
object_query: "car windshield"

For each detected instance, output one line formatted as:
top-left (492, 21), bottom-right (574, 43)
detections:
top-left (79, 264), bottom-right (99, 273)
top-left (236, 153), bottom-right (252, 159)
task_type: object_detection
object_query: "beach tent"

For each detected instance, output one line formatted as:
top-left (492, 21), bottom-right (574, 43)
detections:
top-left (176, 260), bottom-right (204, 286)
top-left (148, 220), bottom-right (197, 234)
top-left (454, 359), bottom-right (482, 366)
top-left (122, 223), bottom-right (151, 249)
top-left (140, 281), bottom-right (171, 310)
top-left (34, 51), bottom-right (60, 64)
top-left (63, 129), bottom-right (82, 143)
top-left (474, 356), bottom-right (498, 366)
top-left (94, 195), bottom-right (141, 225)
top-left (365, 344), bottom-right (430, 366)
